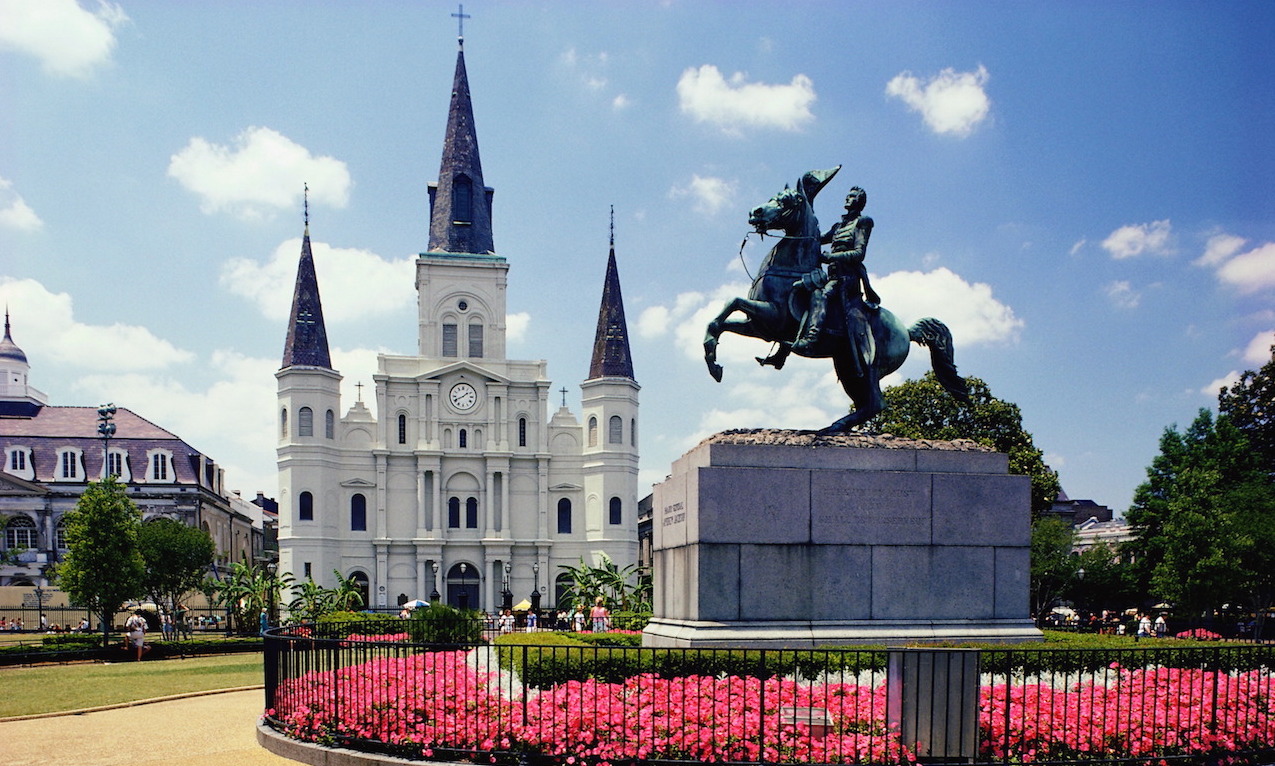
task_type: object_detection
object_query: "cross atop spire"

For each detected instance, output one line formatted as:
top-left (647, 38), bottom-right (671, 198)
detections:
top-left (452, 4), bottom-right (471, 45)
top-left (303, 182), bottom-right (309, 228)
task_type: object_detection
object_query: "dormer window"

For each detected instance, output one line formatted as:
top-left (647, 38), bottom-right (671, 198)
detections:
top-left (5, 446), bottom-right (33, 481)
top-left (144, 449), bottom-right (173, 482)
top-left (104, 449), bottom-right (130, 482)
top-left (58, 448), bottom-right (83, 480)
top-left (452, 174), bottom-right (473, 223)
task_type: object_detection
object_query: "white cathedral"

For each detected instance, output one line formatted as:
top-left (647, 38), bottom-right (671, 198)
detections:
top-left (276, 39), bottom-right (639, 612)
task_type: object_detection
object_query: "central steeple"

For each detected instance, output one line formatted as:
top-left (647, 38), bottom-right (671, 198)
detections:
top-left (427, 41), bottom-right (495, 255)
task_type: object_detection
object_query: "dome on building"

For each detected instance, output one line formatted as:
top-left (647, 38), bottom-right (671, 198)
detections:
top-left (0, 311), bottom-right (27, 364)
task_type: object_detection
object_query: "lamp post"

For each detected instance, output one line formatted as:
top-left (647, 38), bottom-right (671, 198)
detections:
top-left (33, 581), bottom-right (44, 632)
top-left (501, 562), bottom-right (512, 611)
top-left (97, 404), bottom-right (116, 477)
top-left (530, 561), bottom-right (541, 614)
top-left (265, 561), bottom-right (277, 630)
top-left (458, 562), bottom-right (469, 610)
top-left (1074, 567), bottom-right (1086, 618)
top-left (430, 561), bottom-right (440, 603)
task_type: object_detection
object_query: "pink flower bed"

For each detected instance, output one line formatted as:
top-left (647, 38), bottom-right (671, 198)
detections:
top-left (341, 632), bottom-right (409, 646)
top-left (270, 651), bottom-right (1275, 764)
top-left (1175, 628), bottom-right (1224, 641)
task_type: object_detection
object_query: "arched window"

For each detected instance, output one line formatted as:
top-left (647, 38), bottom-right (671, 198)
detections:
top-left (448, 497), bottom-right (461, 528)
top-left (555, 572), bottom-right (573, 609)
top-left (298, 407), bottom-right (314, 437)
top-left (459, 429), bottom-right (467, 448)
top-left (55, 517), bottom-right (68, 550)
top-left (452, 174), bottom-right (473, 223)
top-left (5, 516), bottom-right (37, 549)
top-left (556, 498), bottom-right (572, 534)
top-left (518, 417), bottom-right (527, 447)
top-left (299, 491), bottom-right (314, 521)
top-left (465, 497), bottom-right (479, 528)
top-left (587, 417), bottom-right (598, 447)
top-left (609, 496), bottom-right (622, 525)
top-left (609, 415), bottom-right (623, 444)
top-left (442, 323), bottom-right (458, 356)
top-left (468, 322), bottom-right (483, 358)
top-left (398, 414), bottom-right (407, 445)
top-left (325, 409), bottom-right (335, 439)
top-left (60, 450), bottom-right (78, 479)
top-left (350, 493), bottom-right (367, 531)
top-left (280, 408), bottom-right (288, 437)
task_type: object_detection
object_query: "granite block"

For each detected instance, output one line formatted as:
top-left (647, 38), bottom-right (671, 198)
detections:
top-left (916, 449), bottom-right (1008, 474)
top-left (811, 471), bottom-right (932, 545)
top-left (994, 547), bottom-right (1031, 618)
top-left (706, 442), bottom-right (919, 472)
top-left (697, 544), bottom-right (741, 621)
top-left (932, 473), bottom-right (1030, 547)
top-left (809, 545), bottom-right (872, 620)
top-left (871, 546), bottom-right (994, 620)
top-left (653, 471), bottom-right (690, 549)
top-left (697, 467), bottom-right (810, 543)
top-left (739, 544), bottom-right (812, 621)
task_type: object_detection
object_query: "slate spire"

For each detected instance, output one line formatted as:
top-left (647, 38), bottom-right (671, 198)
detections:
top-left (281, 202), bottom-right (333, 370)
top-left (428, 40), bottom-right (495, 254)
top-left (588, 208), bottom-right (635, 381)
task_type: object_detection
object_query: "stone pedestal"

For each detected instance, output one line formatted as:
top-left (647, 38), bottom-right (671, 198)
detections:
top-left (642, 431), bottom-right (1042, 648)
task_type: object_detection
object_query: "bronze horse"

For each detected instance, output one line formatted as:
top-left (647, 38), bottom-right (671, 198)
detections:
top-left (703, 166), bottom-right (969, 434)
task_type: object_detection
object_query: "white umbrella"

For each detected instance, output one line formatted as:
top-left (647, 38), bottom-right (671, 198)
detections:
top-left (403, 599), bottom-right (429, 609)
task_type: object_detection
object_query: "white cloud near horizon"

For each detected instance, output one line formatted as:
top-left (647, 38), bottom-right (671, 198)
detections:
top-left (677, 65), bottom-right (816, 134)
top-left (0, 277), bottom-right (194, 370)
top-left (1214, 243), bottom-right (1275, 294)
top-left (506, 312), bottom-right (531, 344)
top-left (221, 238), bottom-right (416, 323)
top-left (1101, 220), bottom-right (1174, 259)
top-left (0, 176), bottom-right (42, 231)
top-left (168, 127), bottom-right (351, 221)
top-left (668, 175), bottom-right (735, 217)
top-left (885, 65), bottom-right (990, 137)
top-left (1242, 330), bottom-right (1274, 366)
top-left (0, 0), bottom-right (127, 78)
top-left (1196, 233), bottom-right (1247, 267)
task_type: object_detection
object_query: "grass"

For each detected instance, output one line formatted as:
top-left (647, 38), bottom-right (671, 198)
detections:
top-left (0, 651), bottom-right (263, 718)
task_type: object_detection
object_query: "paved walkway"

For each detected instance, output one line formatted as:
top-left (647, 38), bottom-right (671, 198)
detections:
top-left (0, 689), bottom-right (295, 766)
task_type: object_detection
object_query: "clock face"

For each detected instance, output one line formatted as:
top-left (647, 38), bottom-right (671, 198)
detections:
top-left (449, 382), bottom-right (478, 411)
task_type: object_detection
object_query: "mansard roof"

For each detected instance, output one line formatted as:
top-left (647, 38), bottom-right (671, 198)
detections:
top-left (427, 44), bottom-right (495, 255)
top-left (588, 238), bottom-right (636, 381)
top-left (281, 226), bottom-right (334, 370)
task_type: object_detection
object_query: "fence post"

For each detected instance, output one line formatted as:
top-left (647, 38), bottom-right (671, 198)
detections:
top-left (887, 648), bottom-right (980, 762)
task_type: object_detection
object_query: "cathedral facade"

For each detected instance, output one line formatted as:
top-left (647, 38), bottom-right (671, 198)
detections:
top-left (276, 42), bottom-right (639, 612)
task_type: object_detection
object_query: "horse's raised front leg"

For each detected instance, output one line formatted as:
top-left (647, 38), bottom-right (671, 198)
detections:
top-left (704, 297), bottom-right (782, 382)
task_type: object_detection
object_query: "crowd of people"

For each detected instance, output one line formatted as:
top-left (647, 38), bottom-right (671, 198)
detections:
top-left (396, 596), bottom-right (617, 634)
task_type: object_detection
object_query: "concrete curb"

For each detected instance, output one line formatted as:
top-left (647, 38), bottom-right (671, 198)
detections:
top-left (258, 722), bottom-right (439, 766)
top-left (0, 684), bottom-right (264, 722)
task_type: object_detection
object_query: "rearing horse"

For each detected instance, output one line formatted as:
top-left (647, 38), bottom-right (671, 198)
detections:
top-left (703, 166), bottom-right (970, 434)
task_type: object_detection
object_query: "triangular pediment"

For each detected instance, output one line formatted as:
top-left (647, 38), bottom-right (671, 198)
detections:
top-left (549, 482), bottom-right (583, 492)
top-left (415, 361), bottom-right (510, 386)
top-left (340, 478), bottom-right (377, 488)
top-left (0, 472), bottom-right (49, 496)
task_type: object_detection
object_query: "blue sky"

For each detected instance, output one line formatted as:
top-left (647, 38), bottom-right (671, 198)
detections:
top-left (2, 1), bottom-right (1272, 514)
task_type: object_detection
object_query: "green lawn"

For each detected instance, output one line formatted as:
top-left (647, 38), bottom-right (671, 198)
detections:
top-left (0, 652), bottom-right (263, 717)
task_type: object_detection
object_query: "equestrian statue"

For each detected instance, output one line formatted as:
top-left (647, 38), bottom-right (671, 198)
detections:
top-left (703, 165), bottom-right (970, 434)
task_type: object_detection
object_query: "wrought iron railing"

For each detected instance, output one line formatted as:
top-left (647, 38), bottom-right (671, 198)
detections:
top-left (261, 623), bottom-right (1275, 765)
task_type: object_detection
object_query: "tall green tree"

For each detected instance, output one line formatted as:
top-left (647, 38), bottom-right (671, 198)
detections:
top-left (1030, 516), bottom-right (1077, 621)
top-left (1124, 409), bottom-right (1274, 617)
top-left (55, 478), bottom-right (145, 647)
top-left (868, 373), bottom-right (1061, 514)
top-left (1218, 343), bottom-right (1274, 471)
top-left (137, 517), bottom-right (216, 611)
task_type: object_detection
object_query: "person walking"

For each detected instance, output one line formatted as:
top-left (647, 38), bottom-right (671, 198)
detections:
top-left (590, 597), bottom-right (610, 633)
top-left (124, 609), bottom-right (151, 661)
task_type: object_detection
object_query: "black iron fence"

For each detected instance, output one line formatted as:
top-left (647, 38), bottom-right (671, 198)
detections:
top-left (0, 605), bottom-right (230, 635)
top-left (261, 623), bottom-right (1275, 765)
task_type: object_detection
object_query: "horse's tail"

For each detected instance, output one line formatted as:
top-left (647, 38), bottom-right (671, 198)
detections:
top-left (908, 318), bottom-right (971, 403)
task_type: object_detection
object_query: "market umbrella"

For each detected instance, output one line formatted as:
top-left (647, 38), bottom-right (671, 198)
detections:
top-left (403, 599), bottom-right (429, 608)
top-left (133, 602), bottom-right (159, 612)
top-left (512, 599), bottom-right (532, 611)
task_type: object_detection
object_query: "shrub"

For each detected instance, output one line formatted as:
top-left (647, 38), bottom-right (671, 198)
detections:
top-left (405, 604), bottom-right (485, 645)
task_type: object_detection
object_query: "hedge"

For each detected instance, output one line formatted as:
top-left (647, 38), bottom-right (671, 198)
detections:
top-left (0, 635), bottom-right (263, 665)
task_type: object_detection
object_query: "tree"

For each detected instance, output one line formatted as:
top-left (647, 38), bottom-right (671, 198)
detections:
top-left (1218, 343), bottom-right (1274, 471)
top-left (137, 517), bottom-right (216, 611)
top-left (215, 562), bottom-right (292, 633)
top-left (557, 555), bottom-right (650, 613)
top-left (1124, 409), bottom-right (1274, 617)
top-left (55, 478), bottom-right (145, 647)
top-left (1029, 516), bottom-right (1077, 622)
top-left (867, 373), bottom-right (1060, 514)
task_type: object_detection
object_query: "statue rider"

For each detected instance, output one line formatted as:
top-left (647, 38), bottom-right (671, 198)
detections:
top-left (789, 186), bottom-right (879, 375)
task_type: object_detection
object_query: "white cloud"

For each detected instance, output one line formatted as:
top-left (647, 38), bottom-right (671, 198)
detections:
top-left (1103, 280), bottom-right (1140, 309)
top-left (1196, 232), bottom-right (1247, 267)
top-left (0, 176), bottom-right (42, 231)
top-left (221, 237), bottom-right (415, 323)
top-left (872, 267), bottom-right (1023, 345)
top-left (506, 312), bottom-right (531, 343)
top-left (668, 175), bottom-right (735, 216)
top-left (1200, 371), bottom-right (1241, 398)
top-left (612, 94), bottom-right (631, 111)
top-left (885, 65), bottom-right (990, 137)
top-left (0, 0), bottom-right (127, 78)
top-left (0, 277), bottom-right (194, 370)
top-left (168, 127), bottom-right (351, 221)
top-left (1242, 330), bottom-right (1274, 366)
top-left (1069, 239), bottom-right (1086, 256)
top-left (1214, 242), bottom-right (1275, 294)
top-left (1101, 220), bottom-right (1174, 259)
top-left (677, 65), bottom-right (816, 134)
